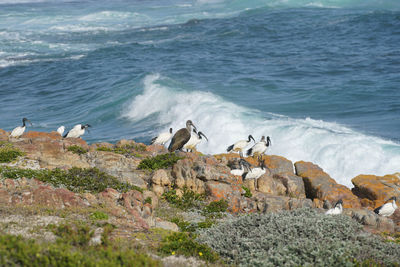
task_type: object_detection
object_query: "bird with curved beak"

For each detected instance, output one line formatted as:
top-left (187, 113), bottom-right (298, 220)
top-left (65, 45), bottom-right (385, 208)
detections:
top-left (64, 124), bottom-right (91, 138)
top-left (227, 135), bottom-right (255, 158)
top-left (243, 156), bottom-right (268, 180)
top-left (230, 158), bottom-right (252, 176)
top-left (168, 120), bottom-right (196, 152)
top-left (325, 199), bottom-right (343, 215)
top-left (151, 128), bottom-right (173, 145)
top-left (184, 128), bottom-right (208, 152)
top-left (374, 196), bottom-right (398, 217)
top-left (246, 136), bottom-right (271, 157)
top-left (10, 118), bottom-right (32, 138)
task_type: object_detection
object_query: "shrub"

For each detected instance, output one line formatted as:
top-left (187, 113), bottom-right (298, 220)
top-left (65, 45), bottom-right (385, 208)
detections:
top-left (138, 153), bottom-right (182, 171)
top-left (197, 208), bottom-right (400, 266)
top-left (203, 199), bottom-right (228, 214)
top-left (162, 188), bottom-right (204, 211)
top-left (49, 222), bottom-right (93, 247)
top-left (144, 197), bottom-right (152, 205)
top-left (0, 234), bottom-right (161, 266)
top-left (0, 166), bottom-right (143, 193)
top-left (242, 186), bottom-right (252, 198)
top-left (97, 144), bottom-right (146, 157)
top-left (0, 142), bottom-right (24, 163)
top-left (90, 211), bottom-right (109, 221)
top-left (159, 232), bottom-right (219, 263)
top-left (67, 145), bottom-right (87, 155)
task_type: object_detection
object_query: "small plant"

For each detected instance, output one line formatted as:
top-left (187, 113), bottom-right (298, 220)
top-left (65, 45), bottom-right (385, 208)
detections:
top-left (67, 145), bottom-right (87, 155)
top-left (242, 186), bottom-right (252, 198)
top-left (138, 153), bottom-right (183, 171)
top-left (0, 142), bottom-right (24, 163)
top-left (97, 144), bottom-right (146, 157)
top-left (90, 211), bottom-right (109, 221)
top-left (203, 199), bottom-right (228, 214)
top-left (159, 232), bottom-right (219, 263)
top-left (0, 166), bottom-right (143, 193)
top-left (144, 197), bottom-right (152, 205)
top-left (49, 222), bottom-right (93, 247)
top-left (162, 188), bottom-right (204, 210)
top-left (96, 146), bottom-right (113, 152)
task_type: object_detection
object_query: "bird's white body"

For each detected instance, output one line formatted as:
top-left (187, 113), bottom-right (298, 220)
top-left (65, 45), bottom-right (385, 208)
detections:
top-left (230, 166), bottom-right (246, 176)
top-left (57, 126), bottom-right (65, 136)
top-left (325, 204), bottom-right (343, 215)
top-left (184, 133), bottom-right (201, 151)
top-left (375, 199), bottom-right (398, 217)
top-left (232, 140), bottom-right (252, 152)
top-left (65, 124), bottom-right (85, 138)
top-left (248, 142), bottom-right (267, 156)
top-left (10, 126), bottom-right (26, 138)
top-left (244, 167), bottom-right (265, 180)
top-left (152, 131), bottom-right (173, 145)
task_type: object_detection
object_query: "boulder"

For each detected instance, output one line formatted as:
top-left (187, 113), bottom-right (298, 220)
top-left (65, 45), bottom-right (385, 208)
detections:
top-left (252, 192), bottom-right (313, 212)
top-left (0, 129), bottom-right (9, 141)
top-left (351, 174), bottom-right (400, 208)
top-left (256, 174), bottom-right (286, 196)
top-left (346, 209), bottom-right (395, 233)
top-left (205, 181), bottom-right (242, 213)
top-left (294, 161), bottom-right (361, 208)
top-left (273, 173), bottom-right (306, 199)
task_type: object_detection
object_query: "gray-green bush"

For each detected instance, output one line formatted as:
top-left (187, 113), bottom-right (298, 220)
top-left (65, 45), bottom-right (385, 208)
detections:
top-left (196, 208), bottom-right (400, 266)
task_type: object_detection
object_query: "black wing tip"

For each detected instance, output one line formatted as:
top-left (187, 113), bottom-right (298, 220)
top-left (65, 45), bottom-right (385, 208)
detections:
top-left (227, 144), bottom-right (234, 152)
top-left (373, 207), bottom-right (381, 214)
top-left (246, 148), bottom-right (252, 156)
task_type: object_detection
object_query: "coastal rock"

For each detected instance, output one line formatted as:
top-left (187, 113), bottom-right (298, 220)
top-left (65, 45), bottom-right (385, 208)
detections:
top-left (294, 161), bottom-right (361, 208)
top-left (273, 173), bottom-right (306, 199)
top-left (351, 174), bottom-right (400, 208)
top-left (0, 129), bottom-right (9, 141)
top-left (346, 209), bottom-right (395, 233)
top-left (256, 174), bottom-right (286, 196)
top-left (252, 192), bottom-right (313, 212)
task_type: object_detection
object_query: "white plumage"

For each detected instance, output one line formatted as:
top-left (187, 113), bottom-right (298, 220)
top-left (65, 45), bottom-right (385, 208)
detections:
top-left (64, 124), bottom-right (91, 138)
top-left (247, 136), bottom-right (271, 157)
top-left (151, 128), bottom-right (173, 145)
top-left (57, 126), bottom-right (65, 136)
top-left (325, 199), bottom-right (343, 215)
top-left (374, 197), bottom-right (398, 217)
top-left (227, 135), bottom-right (255, 157)
top-left (10, 118), bottom-right (31, 138)
top-left (184, 129), bottom-right (208, 152)
top-left (244, 157), bottom-right (267, 180)
top-left (230, 159), bottom-right (252, 176)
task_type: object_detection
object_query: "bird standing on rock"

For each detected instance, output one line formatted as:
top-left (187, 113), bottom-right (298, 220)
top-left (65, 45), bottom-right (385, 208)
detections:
top-left (325, 199), bottom-right (343, 215)
top-left (374, 197), bottom-right (398, 217)
top-left (64, 124), bottom-right (91, 138)
top-left (184, 129), bottom-right (208, 152)
top-left (57, 126), bottom-right (65, 136)
top-left (230, 158), bottom-right (252, 176)
top-left (151, 128), bottom-right (173, 145)
top-left (227, 135), bottom-right (255, 158)
top-left (247, 136), bottom-right (271, 157)
top-left (244, 156), bottom-right (267, 180)
top-left (168, 120), bottom-right (196, 152)
top-left (10, 118), bottom-right (32, 138)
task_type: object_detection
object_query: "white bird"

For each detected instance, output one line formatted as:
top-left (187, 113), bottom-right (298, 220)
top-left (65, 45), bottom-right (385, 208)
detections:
top-left (64, 124), bottom-right (91, 138)
top-left (151, 128), bottom-right (173, 145)
top-left (230, 159), bottom-right (252, 176)
top-left (184, 129), bottom-right (208, 152)
top-left (227, 135), bottom-right (255, 157)
top-left (244, 157), bottom-right (268, 180)
top-left (247, 136), bottom-right (271, 157)
top-left (374, 197), bottom-right (398, 217)
top-left (57, 126), bottom-right (65, 136)
top-left (325, 199), bottom-right (343, 215)
top-left (10, 118), bottom-right (32, 138)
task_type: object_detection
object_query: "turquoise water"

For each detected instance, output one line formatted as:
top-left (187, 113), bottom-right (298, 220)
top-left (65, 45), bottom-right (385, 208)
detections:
top-left (1, 0), bottom-right (399, 186)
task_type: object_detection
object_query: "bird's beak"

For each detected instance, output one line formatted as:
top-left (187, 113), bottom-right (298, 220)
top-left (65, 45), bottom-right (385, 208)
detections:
top-left (200, 132), bottom-right (208, 142)
top-left (250, 135), bottom-right (255, 143)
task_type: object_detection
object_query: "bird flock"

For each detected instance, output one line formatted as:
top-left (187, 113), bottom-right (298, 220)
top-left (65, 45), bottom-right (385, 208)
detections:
top-left (8, 118), bottom-right (398, 217)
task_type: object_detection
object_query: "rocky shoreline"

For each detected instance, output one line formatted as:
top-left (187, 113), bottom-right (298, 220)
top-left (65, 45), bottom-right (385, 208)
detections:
top-left (0, 128), bottom-right (399, 266)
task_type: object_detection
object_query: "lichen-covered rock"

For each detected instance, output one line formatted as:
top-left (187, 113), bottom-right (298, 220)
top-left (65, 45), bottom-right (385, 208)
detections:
top-left (256, 174), bottom-right (286, 196)
top-left (351, 173), bottom-right (400, 208)
top-left (273, 173), bottom-right (306, 199)
top-left (252, 192), bottom-right (313, 212)
top-left (0, 129), bottom-right (9, 141)
top-left (205, 181), bottom-right (242, 213)
top-left (346, 209), bottom-right (395, 233)
top-left (294, 161), bottom-right (361, 208)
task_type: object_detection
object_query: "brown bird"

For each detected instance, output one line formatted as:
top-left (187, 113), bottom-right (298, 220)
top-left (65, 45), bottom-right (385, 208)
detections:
top-left (168, 120), bottom-right (196, 152)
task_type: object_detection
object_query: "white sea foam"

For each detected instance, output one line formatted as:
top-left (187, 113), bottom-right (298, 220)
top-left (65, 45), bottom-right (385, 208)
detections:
top-left (123, 74), bottom-right (400, 188)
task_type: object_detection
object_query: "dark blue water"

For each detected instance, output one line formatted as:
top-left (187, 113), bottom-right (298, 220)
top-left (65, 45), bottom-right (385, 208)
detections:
top-left (1, 0), bottom-right (399, 186)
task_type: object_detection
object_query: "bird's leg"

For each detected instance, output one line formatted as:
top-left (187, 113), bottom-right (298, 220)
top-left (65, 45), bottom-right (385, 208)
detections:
top-left (239, 151), bottom-right (243, 158)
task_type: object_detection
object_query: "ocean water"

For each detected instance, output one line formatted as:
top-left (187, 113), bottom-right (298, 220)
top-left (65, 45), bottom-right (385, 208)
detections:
top-left (1, 0), bottom-right (399, 187)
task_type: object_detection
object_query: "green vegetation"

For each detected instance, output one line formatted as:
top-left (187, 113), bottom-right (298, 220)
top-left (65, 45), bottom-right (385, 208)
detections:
top-left (0, 166), bottom-right (143, 193)
top-left (144, 197), bottom-right (152, 205)
top-left (171, 217), bottom-right (215, 233)
top-left (90, 211), bottom-right (109, 221)
top-left (0, 230), bottom-right (160, 266)
top-left (0, 142), bottom-right (24, 163)
top-left (159, 232), bottom-right (219, 263)
top-left (67, 145), bottom-right (87, 155)
top-left (138, 153), bottom-right (182, 171)
top-left (49, 222), bottom-right (93, 247)
top-left (202, 199), bottom-right (228, 214)
top-left (162, 188), bottom-right (204, 211)
top-left (242, 186), bottom-right (252, 198)
top-left (97, 144), bottom-right (146, 158)
top-left (197, 208), bottom-right (400, 266)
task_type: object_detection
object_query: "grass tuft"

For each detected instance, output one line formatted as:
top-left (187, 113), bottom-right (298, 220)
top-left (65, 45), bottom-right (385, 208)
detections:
top-left (162, 188), bottom-right (204, 211)
top-left (138, 153), bottom-right (182, 171)
top-left (0, 142), bottom-right (24, 163)
top-left (67, 145), bottom-right (87, 155)
top-left (242, 186), bottom-right (252, 198)
top-left (97, 144), bottom-right (145, 158)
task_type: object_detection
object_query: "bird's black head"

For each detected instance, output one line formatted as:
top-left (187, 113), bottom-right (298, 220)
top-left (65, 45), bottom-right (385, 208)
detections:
top-left (22, 118), bottom-right (32, 126)
top-left (389, 196), bottom-right (397, 202)
top-left (248, 135), bottom-right (255, 143)
top-left (81, 124), bottom-right (91, 129)
top-left (266, 136), bottom-right (271, 146)
top-left (169, 128), bottom-right (173, 133)
top-left (198, 131), bottom-right (208, 141)
top-left (239, 159), bottom-right (252, 170)
top-left (335, 199), bottom-right (343, 207)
